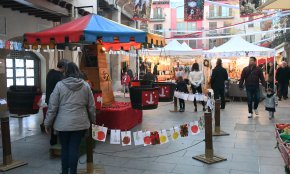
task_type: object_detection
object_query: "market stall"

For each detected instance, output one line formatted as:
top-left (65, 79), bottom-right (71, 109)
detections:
top-left (205, 36), bottom-right (275, 99)
top-left (24, 14), bottom-right (149, 130)
top-left (139, 40), bottom-right (203, 81)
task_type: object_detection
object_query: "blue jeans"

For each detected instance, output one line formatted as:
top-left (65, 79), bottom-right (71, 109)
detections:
top-left (246, 86), bottom-right (260, 114)
top-left (59, 130), bottom-right (85, 174)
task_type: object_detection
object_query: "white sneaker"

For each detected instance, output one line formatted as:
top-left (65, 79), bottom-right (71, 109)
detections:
top-left (254, 109), bottom-right (259, 115)
top-left (248, 113), bottom-right (253, 118)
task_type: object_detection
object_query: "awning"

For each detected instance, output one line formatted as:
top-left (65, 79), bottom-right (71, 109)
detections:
top-left (24, 14), bottom-right (147, 45)
top-left (257, 0), bottom-right (290, 10)
top-left (146, 33), bottom-right (166, 47)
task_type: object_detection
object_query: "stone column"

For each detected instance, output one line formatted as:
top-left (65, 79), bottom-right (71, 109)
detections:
top-left (110, 10), bottom-right (122, 92)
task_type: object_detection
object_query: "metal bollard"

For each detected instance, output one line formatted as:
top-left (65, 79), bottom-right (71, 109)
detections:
top-left (192, 112), bottom-right (227, 164)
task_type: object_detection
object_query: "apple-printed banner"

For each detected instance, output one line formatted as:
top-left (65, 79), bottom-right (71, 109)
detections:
top-left (92, 125), bottom-right (108, 142)
top-left (133, 131), bottom-right (145, 146)
top-left (121, 131), bottom-right (132, 146)
top-left (110, 129), bottom-right (121, 144)
top-left (92, 120), bottom-right (203, 146)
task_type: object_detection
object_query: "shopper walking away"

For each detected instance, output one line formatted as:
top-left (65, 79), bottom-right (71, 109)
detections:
top-left (153, 63), bottom-right (159, 76)
top-left (276, 61), bottom-right (290, 100)
top-left (44, 62), bottom-right (96, 174)
top-left (265, 88), bottom-right (278, 120)
top-left (189, 63), bottom-right (206, 112)
top-left (239, 57), bottom-right (266, 118)
top-left (211, 59), bottom-right (228, 109)
top-left (176, 76), bottom-right (189, 112)
top-left (267, 62), bottom-right (274, 89)
top-left (44, 59), bottom-right (69, 144)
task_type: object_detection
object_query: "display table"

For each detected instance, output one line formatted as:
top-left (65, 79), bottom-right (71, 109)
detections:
top-left (228, 83), bottom-right (265, 100)
top-left (96, 102), bottom-right (142, 130)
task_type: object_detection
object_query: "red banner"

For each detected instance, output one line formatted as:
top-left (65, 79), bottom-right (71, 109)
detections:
top-left (141, 90), bottom-right (158, 107)
top-left (184, 0), bottom-right (204, 21)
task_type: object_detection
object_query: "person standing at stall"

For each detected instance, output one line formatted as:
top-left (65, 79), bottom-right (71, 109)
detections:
top-left (239, 57), bottom-right (266, 118)
top-left (44, 59), bottom-right (69, 144)
top-left (276, 61), bottom-right (290, 100)
top-left (44, 62), bottom-right (96, 174)
top-left (127, 65), bottom-right (134, 81)
top-left (211, 59), bottom-right (228, 109)
top-left (189, 63), bottom-right (206, 112)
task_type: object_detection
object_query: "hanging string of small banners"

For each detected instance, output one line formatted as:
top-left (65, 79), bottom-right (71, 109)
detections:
top-left (0, 40), bottom-right (23, 51)
top-left (92, 118), bottom-right (205, 147)
top-left (107, 50), bottom-right (138, 57)
top-left (173, 92), bottom-right (215, 111)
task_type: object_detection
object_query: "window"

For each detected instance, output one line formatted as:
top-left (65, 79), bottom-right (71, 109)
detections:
top-left (154, 24), bottom-right (163, 35)
top-left (209, 22), bottom-right (217, 34)
top-left (177, 22), bottom-right (186, 34)
top-left (189, 40), bottom-right (197, 49)
top-left (209, 5), bottom-right (232, 17)
top-left (153, 8), bottom-right (163, 19)
top-left (6, 52), bottom-right (40, 87)
top-left (248, 17), bottom-right (254, 27)
top-left (187, 22), bottom-right (197, 31)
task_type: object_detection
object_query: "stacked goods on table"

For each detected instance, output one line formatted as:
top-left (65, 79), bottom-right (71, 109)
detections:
top-left (275, 124), bottom-right (290, 169)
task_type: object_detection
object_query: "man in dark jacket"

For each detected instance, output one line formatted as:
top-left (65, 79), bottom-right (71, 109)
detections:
top-left (143, 69), bottom-right (157, 82)
top-left (267, 62), bottom-right (274, 89)
top-left (45, 59), bottom-right (68, 145)
top-left (276, 61), bottom-right (290, 100)
top-left (239, 57), bottom-right (266, 118)
top-left (211, 59), bottom-right (228, 109)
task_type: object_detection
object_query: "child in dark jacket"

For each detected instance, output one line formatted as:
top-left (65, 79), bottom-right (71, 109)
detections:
top-left (176, 76), bottom-right (189, 112)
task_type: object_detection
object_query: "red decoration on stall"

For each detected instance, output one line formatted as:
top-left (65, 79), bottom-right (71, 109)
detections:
top-left (93, 92), bottom-right (102, 110)
top-left (158, 85), bottom-right (170, 98)
top-left (141, 91), bottom-right (158, 106)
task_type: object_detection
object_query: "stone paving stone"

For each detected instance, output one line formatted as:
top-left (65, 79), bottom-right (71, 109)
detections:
top-left (260, 165), bottom-right (286, 174)
top-left (172, 164), bottom-right (230, 174)
top-left (122, 160), bottom-right (177, 173)
top-left (155, 155), bottom-right (205, 167)
top-left (103, 165), bottom-right (144, 174)
top-left (229, 170), bottom-right (259, 174)
top-left (259, 156), bottom-right (285, 166)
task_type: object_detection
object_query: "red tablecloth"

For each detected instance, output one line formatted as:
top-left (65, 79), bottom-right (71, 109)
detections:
top-left (96, 102), bottom-right (143, 130)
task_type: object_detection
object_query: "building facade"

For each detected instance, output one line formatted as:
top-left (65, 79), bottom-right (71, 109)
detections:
top-left (148, 0), bottom-right (264, 50)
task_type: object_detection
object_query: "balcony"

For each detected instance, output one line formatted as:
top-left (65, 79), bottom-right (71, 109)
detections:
top-left (206, 12), bottom-right (234, 20)
top-left (150, 15), bottom-right (165, 22)
top-left (206, 30), bottom-right (231, 36)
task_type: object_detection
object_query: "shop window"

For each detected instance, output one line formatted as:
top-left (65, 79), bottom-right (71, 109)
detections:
top-left (187, 22), bottom-right (197, 31)
top-left (6, 51), bottom-right (40, 87)
top-left (245, 35), bottom-right (255, 43)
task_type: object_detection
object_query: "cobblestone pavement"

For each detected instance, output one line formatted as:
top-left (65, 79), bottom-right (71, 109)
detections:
top-left (1, 96), bottom-right (290, 174)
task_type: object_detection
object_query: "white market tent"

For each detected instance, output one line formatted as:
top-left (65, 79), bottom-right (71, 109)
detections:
top-left (181, 42), bottom-right (193, 50)
top-left (139, 39), bottom-right (203, 57)
top-left (204, 36), bottom-right (275, 58)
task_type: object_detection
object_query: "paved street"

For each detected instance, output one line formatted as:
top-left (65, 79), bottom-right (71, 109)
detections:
top-left (0, 96), bottom-right (289, 174)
